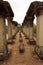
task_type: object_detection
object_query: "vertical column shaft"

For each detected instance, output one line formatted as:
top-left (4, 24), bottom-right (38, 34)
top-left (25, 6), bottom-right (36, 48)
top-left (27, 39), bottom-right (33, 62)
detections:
top-left (29, 21), bottom-right (33, 40)
top-left (35, 5), bottom-right (43, 59)
top-left (11, 23), bottom-right (15, 36)
top-left (28, 17), bottom-right (36, 45)
top-left (0, 15), bottom-right (8, 59)
top-left (7, 17), bottom-right (12, 40)
top-left (22, 22), bottom-right (30, 39)
top-left (36, 14), bottom-right (43, 59)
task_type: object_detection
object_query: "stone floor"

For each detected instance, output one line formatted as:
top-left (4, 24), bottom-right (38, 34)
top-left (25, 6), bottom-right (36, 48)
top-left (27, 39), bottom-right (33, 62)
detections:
top-left (0, 32), bottom-right (43, 65)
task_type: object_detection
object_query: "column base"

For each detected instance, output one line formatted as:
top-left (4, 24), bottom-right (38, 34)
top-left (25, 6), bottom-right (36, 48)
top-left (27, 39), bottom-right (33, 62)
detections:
top-left (25, 36), bottom-right (29, 39)
top-left (12, 35), bottom-right (16, 39)
top-left (19, 38), bottom-right (23, 42)
top-left (0, 49), bottom-right (11, 61)
top-left (0, 53), bottom-right (4, 61)
top-left (19, 44), bottom-right (25, 53)
top-left (21, 31), bottom-right (29, 39)
top-left (35, 46), bottom-right (43, 60)
top-left (7, 39), bottom-right (14, 44)
top-left (12, 31), bottom-right (18, 39)
top-left (29, 39), bottom-right (36, 45)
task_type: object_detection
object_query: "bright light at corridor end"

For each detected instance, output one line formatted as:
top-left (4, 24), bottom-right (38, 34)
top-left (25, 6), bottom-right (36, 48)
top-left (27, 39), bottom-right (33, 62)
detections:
top-left (4, 0), bottom-right (43, 24)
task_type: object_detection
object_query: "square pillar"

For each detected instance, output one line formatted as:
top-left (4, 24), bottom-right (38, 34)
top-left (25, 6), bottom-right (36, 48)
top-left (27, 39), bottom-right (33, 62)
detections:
top-left (29, 22), bottom-right (33, 39)
top-left (7, 17), bottom-right (14, 44)
top-left (23, 25), bottom-right (30, 39)
top-left (7, 17), bottom-right (12, 39)
top-left (11, 23), bottom-right (15, 36)
top-left (35, 6), bottom-right (43, 59)
top-left (29, 17), bottom-right (36, 45)
top-left (22, 21), bottom-right (30, 39)
top-left (36, 15), bottom-right (43, 59)
top-left (11, 22), bottom-right (17, 39)
top-left (0, 15), bottom-right (8, 60)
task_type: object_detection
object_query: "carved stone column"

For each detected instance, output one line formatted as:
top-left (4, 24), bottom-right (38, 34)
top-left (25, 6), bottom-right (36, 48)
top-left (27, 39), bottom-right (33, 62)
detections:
top-left (25, 22), bottom-right (30, 39)
top-left (11, 21), bottom-right (18, 39)
top-left (7, 17), bottom-right (14, 44)
top-left (11, 22), bottom-right (14, 36)
top-left (29, 21), bottom-right (33, 39)
top-left (23, 26), bottom-right (28, 38)
top-left (11, 22), bottom-right (16, 38)
top-left (35, 6), bottom-right (43, 59)
top-left (27, 16), bottom-right (35, 45)
top-left (7, 17), bottom-right (12, 39)
top-left (22, 21), bottom-right (30, 39)
top-left (0, 15), bottom-right (8, 60)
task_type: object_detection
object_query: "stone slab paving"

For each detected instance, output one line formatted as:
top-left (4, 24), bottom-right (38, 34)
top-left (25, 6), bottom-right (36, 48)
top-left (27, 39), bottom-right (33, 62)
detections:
top-left (0, 32), bottom-right (43, 65)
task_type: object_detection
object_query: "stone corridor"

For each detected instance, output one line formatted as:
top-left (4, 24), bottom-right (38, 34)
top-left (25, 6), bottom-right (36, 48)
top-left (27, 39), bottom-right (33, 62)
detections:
top-left (0, 32), bottom-right (43, 65)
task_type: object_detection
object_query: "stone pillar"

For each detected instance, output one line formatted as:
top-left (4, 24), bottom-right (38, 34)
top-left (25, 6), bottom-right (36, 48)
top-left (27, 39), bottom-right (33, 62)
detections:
top-left (0, 15), bottom-right (8, 60)
top-left (12, 24), bottom-right (16, 36)
top-left (35, 7), bottom-right (43, 59)
top-left (29, 21), bottom-right (33, 39)
top-left (7, 17), bottom-right (12, 39)
top-left (25, 22), bottom-right (30, 39)
top-left (11, 22), bottom-right (16, 38)
top-left (23, 26), bottom-right (29, 38)
top-left (7, 17), bottom-right (13, 44)
top-left (28, 17), bottom-right (36, 45)
top-left (11, 23), bottom-right (14, 36)
top-left (22, 22), bottom-right (30, 39)
top-left (11, 22), bottom-right (17, 39)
